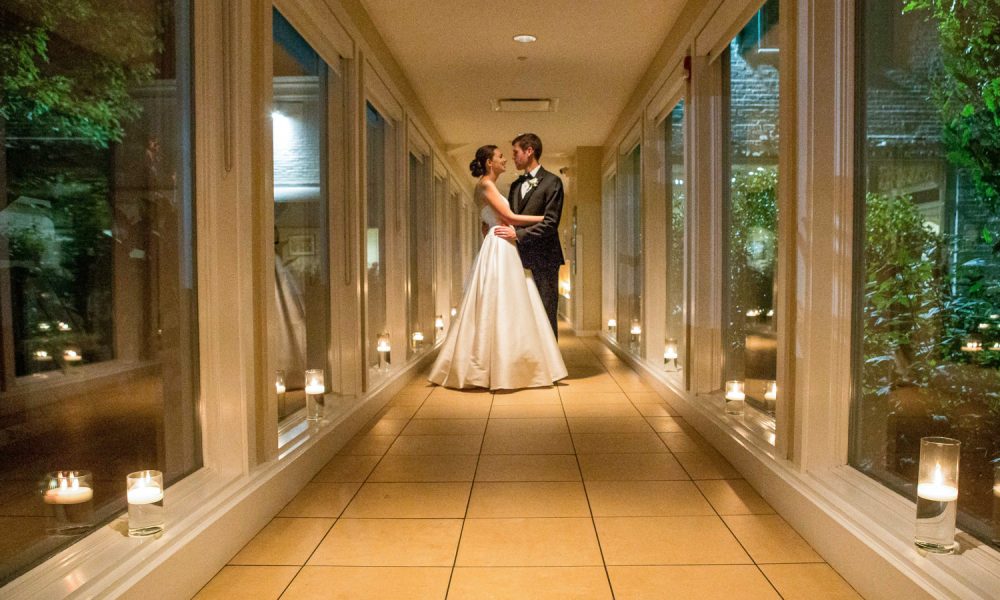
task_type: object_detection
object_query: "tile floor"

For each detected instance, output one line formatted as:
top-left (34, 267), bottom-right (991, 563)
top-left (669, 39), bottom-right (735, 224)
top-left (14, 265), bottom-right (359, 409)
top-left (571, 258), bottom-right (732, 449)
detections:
top-left (195, 330), bottom-right (863, 599)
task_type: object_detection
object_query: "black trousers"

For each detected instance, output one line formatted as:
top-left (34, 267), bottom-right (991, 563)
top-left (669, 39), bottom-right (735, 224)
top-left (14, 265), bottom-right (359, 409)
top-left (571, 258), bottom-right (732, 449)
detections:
top-left (529, 264), bottom-right (560, 339)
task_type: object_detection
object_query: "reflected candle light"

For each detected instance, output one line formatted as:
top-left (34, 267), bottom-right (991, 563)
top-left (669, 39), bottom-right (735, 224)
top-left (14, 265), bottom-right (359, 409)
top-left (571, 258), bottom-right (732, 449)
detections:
top-left (961, 339), bottom-right (983, 352)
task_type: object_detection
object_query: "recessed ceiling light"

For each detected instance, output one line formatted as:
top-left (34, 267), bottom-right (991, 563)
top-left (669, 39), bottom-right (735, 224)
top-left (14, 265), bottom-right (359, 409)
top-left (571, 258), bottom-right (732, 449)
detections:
top-left (513, 34), bottom-right (536, 43)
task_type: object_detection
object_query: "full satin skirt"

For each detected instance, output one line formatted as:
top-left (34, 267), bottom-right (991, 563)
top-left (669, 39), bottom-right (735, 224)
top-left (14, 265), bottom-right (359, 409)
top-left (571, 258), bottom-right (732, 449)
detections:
top-left (428, 229), bottom-right (567, 390)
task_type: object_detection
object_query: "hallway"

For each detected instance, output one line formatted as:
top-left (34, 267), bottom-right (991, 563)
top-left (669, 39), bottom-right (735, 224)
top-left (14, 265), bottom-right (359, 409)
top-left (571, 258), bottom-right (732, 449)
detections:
top-left (195, 328), bottom-right (861, 599)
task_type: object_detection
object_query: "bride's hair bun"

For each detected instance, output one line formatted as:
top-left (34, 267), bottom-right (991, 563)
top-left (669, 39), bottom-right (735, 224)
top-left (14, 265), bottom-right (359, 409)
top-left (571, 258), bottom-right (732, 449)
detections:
top-left (470, 144), bottom-right (498, 177)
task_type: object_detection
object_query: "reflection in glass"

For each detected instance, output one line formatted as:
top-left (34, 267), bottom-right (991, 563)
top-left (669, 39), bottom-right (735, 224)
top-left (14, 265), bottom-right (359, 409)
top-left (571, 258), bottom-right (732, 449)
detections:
top-left (407, 153), bottom-right (434, 359)
top-left (721, 0), bottom-right (780, 422)
top-left (271, 9), bottom-right (334, 422)
top-left (664, 101), bottom-right (686, 373)
top-left (851, 0), bottom-right (999, 547)
top-left (366, 103), bottom-right (394, 380)
top-left (0, 0), bottom-right (199, 583)
top-left (617, 146), bottom-right (642, 355)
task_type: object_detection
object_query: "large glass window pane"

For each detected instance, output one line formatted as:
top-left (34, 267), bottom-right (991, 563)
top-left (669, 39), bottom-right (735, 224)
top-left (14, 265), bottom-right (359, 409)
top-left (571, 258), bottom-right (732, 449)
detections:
top-left (617, 145), bottom-right (642, 355)
top-left (365, 102), bottom-right (394, 381)
top-left (407, 153), bottom-right (433, 358)
top-left (0, 0), bottom-right (199, 583)
top-left (664, 101), bottom-right (686, 375)
top-left (851, 0), bottom-right (998, 547)
top-left (271, 9), bottom-right (334, 422)
top-left (721, 0), bottom-right (780, 427)
top-left (449, 191), bottom-right (463, 316)
top-left (602, 173), bottom-right (617, 339)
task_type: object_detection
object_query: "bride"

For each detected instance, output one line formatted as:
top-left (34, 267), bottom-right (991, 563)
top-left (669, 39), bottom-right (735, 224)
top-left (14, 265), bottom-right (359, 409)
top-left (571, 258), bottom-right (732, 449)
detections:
top-left (428, 145), bottom-right (567, 390)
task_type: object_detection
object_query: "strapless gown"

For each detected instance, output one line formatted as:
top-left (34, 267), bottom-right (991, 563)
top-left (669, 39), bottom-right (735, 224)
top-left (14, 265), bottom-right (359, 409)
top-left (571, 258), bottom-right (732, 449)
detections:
top-left (427, 190), bottom-right (567, 390)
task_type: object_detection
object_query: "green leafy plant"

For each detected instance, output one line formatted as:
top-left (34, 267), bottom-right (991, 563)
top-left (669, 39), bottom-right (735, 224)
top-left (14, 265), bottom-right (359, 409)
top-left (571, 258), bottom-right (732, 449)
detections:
top-left (904, 0), bottom-right (1000, 217)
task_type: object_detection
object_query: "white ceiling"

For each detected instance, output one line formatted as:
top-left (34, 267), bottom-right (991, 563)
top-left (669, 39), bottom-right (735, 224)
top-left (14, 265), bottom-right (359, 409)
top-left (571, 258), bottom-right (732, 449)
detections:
top-left (361, 0), bottom-right (686, 172)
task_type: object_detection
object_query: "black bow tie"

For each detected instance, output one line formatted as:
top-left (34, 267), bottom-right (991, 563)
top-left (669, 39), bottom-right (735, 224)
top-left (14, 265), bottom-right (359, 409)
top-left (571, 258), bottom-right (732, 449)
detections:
top-left (516, 173), bottom-right (533, 183)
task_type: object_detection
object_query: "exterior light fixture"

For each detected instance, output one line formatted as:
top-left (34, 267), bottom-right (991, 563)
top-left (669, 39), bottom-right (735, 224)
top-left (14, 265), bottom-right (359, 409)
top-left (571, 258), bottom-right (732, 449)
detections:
top-left (513, 34), bottom-right (537, 43)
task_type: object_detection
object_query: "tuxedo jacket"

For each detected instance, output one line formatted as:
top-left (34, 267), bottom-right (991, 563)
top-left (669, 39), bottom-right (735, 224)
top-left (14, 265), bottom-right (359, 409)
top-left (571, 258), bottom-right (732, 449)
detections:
top-left (509, 166), bottom-right (565, 271)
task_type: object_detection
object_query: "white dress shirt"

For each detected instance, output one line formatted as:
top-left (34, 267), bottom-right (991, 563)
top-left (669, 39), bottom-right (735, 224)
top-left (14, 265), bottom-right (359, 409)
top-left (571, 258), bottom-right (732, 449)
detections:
top-left (519, 165), bottom-right (542, 200)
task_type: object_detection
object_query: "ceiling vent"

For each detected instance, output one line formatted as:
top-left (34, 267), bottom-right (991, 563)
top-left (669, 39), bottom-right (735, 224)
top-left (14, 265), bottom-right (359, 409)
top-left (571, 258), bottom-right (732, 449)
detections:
top-left (491, 98), bottom-right (559, 113)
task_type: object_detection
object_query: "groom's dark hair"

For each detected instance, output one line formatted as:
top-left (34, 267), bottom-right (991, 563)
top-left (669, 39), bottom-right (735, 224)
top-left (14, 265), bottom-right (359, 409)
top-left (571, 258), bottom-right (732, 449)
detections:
top-left (512, 133), bottom-right (543, 160)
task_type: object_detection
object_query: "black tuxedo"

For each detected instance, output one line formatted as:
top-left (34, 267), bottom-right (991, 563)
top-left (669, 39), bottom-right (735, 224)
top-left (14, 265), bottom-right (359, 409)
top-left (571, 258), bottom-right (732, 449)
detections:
top-left (509, 166), bottom-right (564, 337)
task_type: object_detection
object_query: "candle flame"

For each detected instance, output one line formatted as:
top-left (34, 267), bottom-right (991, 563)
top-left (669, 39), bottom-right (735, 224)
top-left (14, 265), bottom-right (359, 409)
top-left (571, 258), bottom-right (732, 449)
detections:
top-left (932, 463), bottom-right (943, 486)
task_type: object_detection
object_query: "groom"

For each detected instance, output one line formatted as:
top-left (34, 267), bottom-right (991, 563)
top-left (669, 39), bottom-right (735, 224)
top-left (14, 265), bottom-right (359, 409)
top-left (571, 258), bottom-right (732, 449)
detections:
top-left (495, 133), bottom-right (564, 338)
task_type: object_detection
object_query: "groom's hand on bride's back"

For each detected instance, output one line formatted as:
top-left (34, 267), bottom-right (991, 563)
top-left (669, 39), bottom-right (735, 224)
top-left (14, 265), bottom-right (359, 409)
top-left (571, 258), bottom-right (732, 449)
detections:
top-left (494, 225), bottom-right (517, 240)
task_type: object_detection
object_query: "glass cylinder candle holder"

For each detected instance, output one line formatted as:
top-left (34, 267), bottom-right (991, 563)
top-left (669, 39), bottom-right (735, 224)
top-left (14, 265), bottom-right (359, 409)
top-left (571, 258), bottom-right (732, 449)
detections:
top-left (915, 436), bottom-right (961, 553)
top-left (41, 470), bottom-right (95, 534)
top-left (992, 464), bottom-right (1000, 549)
top-left (607, 319), bottom-right (617, 336)
top-left (434, 315), bottom-right (444, 336)
top-left (275, 369), bottom-right (287, 414)
top-left (411, 331), bottom-right (424, 351)
top-left (664, 340), bottom-right (679, 372)
top-left (127, 470), bottom-right (164, 537)
top-left (305, 368), bottom-right (326, 421)
top-left (724, 380), bottom-right (745, 415)
top-left (376, 333), bottom-right (391, 371)
top-left (764, 380), bottom-right (778, 412)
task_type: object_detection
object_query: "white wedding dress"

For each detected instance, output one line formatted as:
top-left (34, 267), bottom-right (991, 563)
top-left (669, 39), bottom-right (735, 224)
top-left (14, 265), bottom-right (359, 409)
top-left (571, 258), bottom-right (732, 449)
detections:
top-left (428, 188), bottom-right (567, 390)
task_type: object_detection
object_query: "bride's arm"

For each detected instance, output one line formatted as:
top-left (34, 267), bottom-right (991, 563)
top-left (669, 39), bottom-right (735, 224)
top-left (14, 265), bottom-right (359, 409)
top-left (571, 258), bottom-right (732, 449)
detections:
top-left (481, 181), bottom-right (543, 226)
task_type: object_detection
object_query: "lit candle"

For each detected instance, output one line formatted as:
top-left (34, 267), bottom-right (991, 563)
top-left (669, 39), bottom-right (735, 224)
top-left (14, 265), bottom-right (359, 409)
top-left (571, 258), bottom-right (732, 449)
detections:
top-left (664, 343), bottom-right (678, 361)
top-left (450, 307), bottom-right (458, 317)
top-left (630, 320), bottom-right (641, 335)
top-left (724, 380), bottom-right (745, 401)
top-left (412, 331), bottom-right (424, 343)
top-left (62, 349), bottom-right (82, 362)
top-left (745, 308), bottom-right (761, 318)
top-left (961, 339), bottom-right (983, 352)
top-left (978, 323), bottom-right (990, 330)
top-left (376, 335), bottom-right (391, 353)
top-left (127, 481), bottom-right (164, 505)
top-left (127, 469), bottom-right (164, 536)
top-left (917, 463), bottom-right (958, 502)
top-left (304, 369), bottom-right (325, 395)
top-left (766, 309), bottom-right (774, 317)
top-left (607, 319), bottom-right (617, 330)
top-left (33, 350), bottom-right (52, 362)
top-left (434, 316), bottom-right (444, 331)
top-left (764, 381), bottom-right (777, 402)
top-left (57, 321), bottom-right (71, 332)
top-left (993, 343), bottom-right (1000, 351)
top-left (38, 322), bottom-right (51, 332)
top-left (43, 475), bottom-right (93, 505)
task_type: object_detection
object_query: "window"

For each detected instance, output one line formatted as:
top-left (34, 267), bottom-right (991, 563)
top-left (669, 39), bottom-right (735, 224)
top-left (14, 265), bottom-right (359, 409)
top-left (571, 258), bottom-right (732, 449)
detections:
top-left (433, 174), bottom-right (449, 342)
top-left (407, 151), bottom-right (434, 358)
top-left (617, 144), bottom-right (643, 355)
top-left (663, 101), bottom-right (687, 376)
top-left (271, 9), bottom-right (336, 422)
top-left (851, 0), bottom-right (998, 547)
top-left (449, 190), bottom-right (464, 315)
top-left (365, 102), bottom-right (396, 382)
top-left (720, 0), bottom-right (780, 426)
top-left (602, 172), bottom-right (617, 339)
top-left (0, 0), bottom-right (198, 583)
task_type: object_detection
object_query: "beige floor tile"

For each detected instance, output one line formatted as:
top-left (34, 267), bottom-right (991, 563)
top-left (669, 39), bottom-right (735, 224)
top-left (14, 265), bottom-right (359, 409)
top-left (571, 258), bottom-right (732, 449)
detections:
top-left (456, 517), bottom-right (603, 566)
top-left (659, 431), bottom-right (712, 453)
top-left (722, 515), bottom-right (824, 563)
top-left (585, 481), bottom-right (715, 517)
top-left (312, 455), bottom-right (380, 483)
top-left (427, 387), bottom-right (492, 400)
top-left (361, 418), bottom-right (408, 437)
top-left (578, 453), bottom-right (689, 481)
top-left (558, 380), bottom-right (623, 393)
top-left (625, 391), bottom-right (668, 404)
top-left (608, 565), bottom-right (780, 599)
top-left (388, 392), bottom-right (429, 406)
top-left (414, 403), bottom-right (492, 419)
top-left (378, 405), bottom-right (420, 420)
top-left (492, 388), bottom-right (562, 404)
top-left (308, 518), bottom-right (463, 566)
top-left (401, 418), bottom-right (487, 436)
top-left (759, 564), bottom-right (863, 600)
top-left (278, 482), bottom-right (361, 518)
top-left (486, 418), bottom-right (569, 435)
top-left (572, 432), bottom-right (668, 454)
top-left (567, 417), bottom-right (652, 433)
top-left (194, 566), bottom-right (298, 600)
top-left (489, 404), bottom-right (566, 418)
top-left (633, 403), bottom-right (678, 417)
top-left (281, 566), bottom-right (451, 599)
top-left (563, 403), bottom-right (641, 418)
top-left (475, 454), bottom-right (581, 481)
top-left (673, 450), bottom-right (741, 479)
top-left (594, 516), bottom-right (751, 565)
top-left (229, 518), bottom-right (334, 565)
top-left (481, 432), bottom-right (575, 454)
top-left (559, 391), bottom-right (631, 404)
top-left (336, 434), bottom-right (396, 456)
top-left (342, 482), bottom-right (471, 518)
top-left (386, 434), bottom-right (482, 455)
top-left (368, 454), bottom-right (478, 482)
top-left (611, 376), bottom-right (653, 392)
top-left (467, 482), bottom-right (591, 517)
top-left (645, 416), bottom-right (686, 433)
top-left (448, 567), bottom-right (613, 599)
top-left (696, 480), bottom-right (775, 515)
top-left (422, 395), bottom-right (493, 409)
